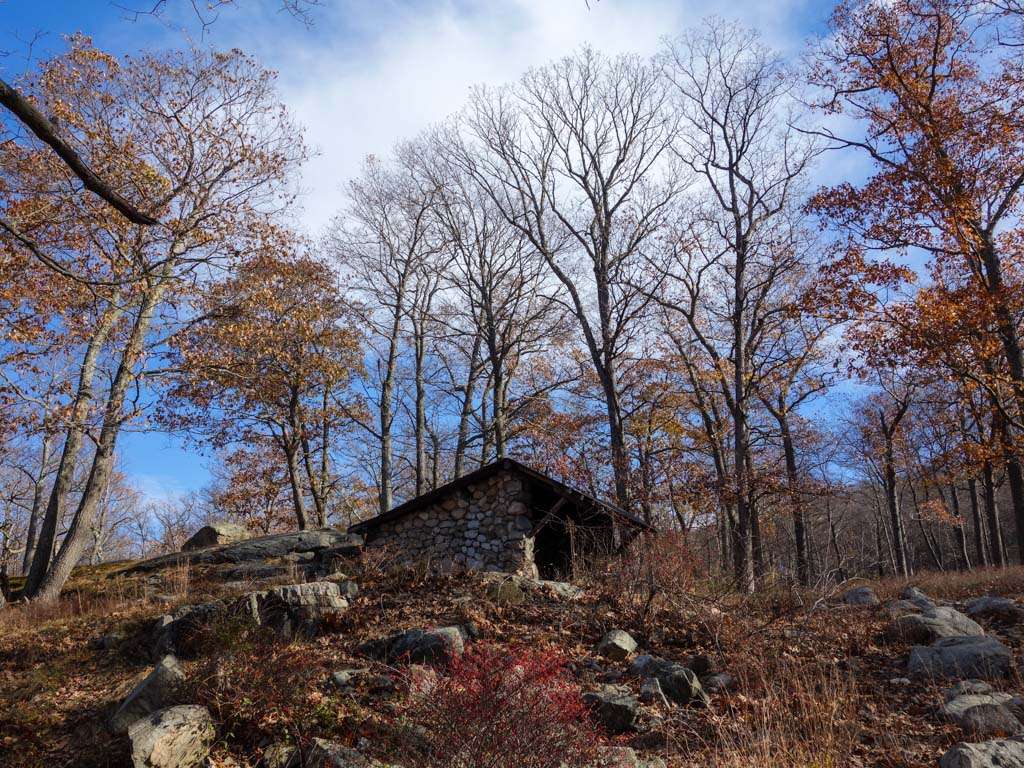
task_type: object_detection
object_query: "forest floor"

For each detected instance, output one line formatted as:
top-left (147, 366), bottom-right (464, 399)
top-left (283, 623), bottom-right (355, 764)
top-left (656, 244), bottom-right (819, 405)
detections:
top-left (2, 552), bottom-right (1024, 768)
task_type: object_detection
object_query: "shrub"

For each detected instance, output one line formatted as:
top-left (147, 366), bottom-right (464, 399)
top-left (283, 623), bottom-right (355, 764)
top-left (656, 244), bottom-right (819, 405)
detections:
top-left (404, 644), bottom-right (603, 768)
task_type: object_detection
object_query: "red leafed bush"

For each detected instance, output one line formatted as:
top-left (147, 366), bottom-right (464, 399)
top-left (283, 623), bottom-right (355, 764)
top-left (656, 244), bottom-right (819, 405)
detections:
top-left (405, 643), bottom-right (603, 768)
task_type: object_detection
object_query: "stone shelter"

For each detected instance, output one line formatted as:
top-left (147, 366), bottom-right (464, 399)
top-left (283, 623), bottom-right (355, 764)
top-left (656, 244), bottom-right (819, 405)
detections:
top-left (348, 458), bottom-right (652, 579)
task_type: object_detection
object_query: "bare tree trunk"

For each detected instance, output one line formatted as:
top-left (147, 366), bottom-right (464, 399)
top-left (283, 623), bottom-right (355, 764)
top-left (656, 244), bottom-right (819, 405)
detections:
top-left (21, 435), bottom-right (52, 575)
top-left (24, 299), bottom-right (123, 596)
top-left (31, 281), bottom-right (163, 603)
top-left (778, 413), bottom-right (809, 585)
top-left (983, 460), bottom-right (1006, 568)
top-left (284, 438), bottom-right (309, 531)
top-left (948, 484), bottom-right (972, 571)
top-left (453, 331), bottom-right (482, 479)
top-left (968, 477), bottom-right (988, 567)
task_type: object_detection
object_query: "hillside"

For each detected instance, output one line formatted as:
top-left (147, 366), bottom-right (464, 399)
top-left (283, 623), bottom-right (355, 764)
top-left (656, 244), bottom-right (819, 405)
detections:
top-left (4, 535), bottom-right (1024, 767)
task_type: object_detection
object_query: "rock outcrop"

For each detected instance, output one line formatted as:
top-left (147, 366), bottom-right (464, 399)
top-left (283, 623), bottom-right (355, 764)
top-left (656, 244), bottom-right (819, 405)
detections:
top-left (127, 530), bottom-right (362, 574)
top-left (236, 581), bottom-right (351, 637)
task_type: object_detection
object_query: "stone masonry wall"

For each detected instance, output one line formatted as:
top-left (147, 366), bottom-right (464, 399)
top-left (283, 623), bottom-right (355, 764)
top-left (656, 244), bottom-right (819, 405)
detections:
top-left (364, 468), bottom-right (537, 576)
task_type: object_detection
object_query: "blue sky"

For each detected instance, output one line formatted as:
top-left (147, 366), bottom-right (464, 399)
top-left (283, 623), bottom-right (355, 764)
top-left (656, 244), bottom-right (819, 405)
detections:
top-left (0, 0), bottom-right (837, 502)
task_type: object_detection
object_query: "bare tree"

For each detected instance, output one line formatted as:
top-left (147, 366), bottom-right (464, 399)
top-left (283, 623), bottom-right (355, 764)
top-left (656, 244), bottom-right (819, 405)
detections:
top-left (652, 20), bottom-right (819, 591)
top-left (457, 48), bottom-right (682, 507)
top-left (327, 152), bottom-right (443, 513)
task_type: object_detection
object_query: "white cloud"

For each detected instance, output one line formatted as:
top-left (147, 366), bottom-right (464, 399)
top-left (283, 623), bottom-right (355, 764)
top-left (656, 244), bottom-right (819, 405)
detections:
top-left (194, 0), bottom-right (823, 234)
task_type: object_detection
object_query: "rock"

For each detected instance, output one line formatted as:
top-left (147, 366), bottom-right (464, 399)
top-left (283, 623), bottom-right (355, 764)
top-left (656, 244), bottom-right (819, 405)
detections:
top-left (629, 656), bottom-right (709, 707)
top-left (129, 530), bottom-right (361, 573)
top-left (303, 738), bottom-right (392, 767)
top-left (842, 586), bottom-right (880, 606)
top-left (216, 562), bottom-right (291, 582)
top-left (942, 692), bottom-right (1024, 735)
top-left (583, 685), bottom-right (640, 733)
top-left (110, 655), bottom-right (186, 734)
top-left (330, 668), bottom-right (369, 690)
top-left (128, 705), bottom-right (215, 768)
top-left (891, 607), bottom-right (985, 643)
top-left (182, 522), bottom-right (251, 551)
top-left (629, 654), bottom-right (657, 677)
top-left (258, 743), bottom-right (297, 768)
top-left (700, 672), bottom-right (734, 693)
top-left (947, 681), bottom-right (996, 700)
top-left (599, 746), bottom-right (667, 768)
top-left (538, 579), bottom-right (583, 600)
top-left (959, 703), bottom-right (1023, 738)
top-left (479, 571), bottom-right (582, 602)
top-left (236, 581), bottom-right (349, 637)
top-left (484, 577), bottom-right (527, 605)
top-left (639, 676), bottom-right (670, 707)
top-left (966, 596), bottom-right (1024, 625)
top-left (359, 626), bottom-right (466, 664)
top-left (939, 738), bottom-right (1024, 767)
top-left (597, 630), bottom-right (638, 661)
top-left (687, 653), bottom-right (714, 676)
top-left (900, 585), bottom-right (937, 611)
top-left (908, 636), bottom-right (1013, 680)
top-left (884, 599), bottom-right (926, 618)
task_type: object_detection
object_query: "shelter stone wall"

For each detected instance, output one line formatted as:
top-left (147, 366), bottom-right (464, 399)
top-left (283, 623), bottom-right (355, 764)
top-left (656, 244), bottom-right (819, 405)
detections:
top-left (363, 467), bottom-right (538, 576)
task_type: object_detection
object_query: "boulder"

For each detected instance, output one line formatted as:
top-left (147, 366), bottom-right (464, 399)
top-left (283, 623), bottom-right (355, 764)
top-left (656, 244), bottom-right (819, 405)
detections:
top-left (109, 655), bottom-right (186, 734)
top-left (597, 630), bottom-right (638, 661)
top-left (939, 738), bottom-right (1024, 767)
top-left (908, 636), bottom-right (1013, 680)
top-left (629, 655), bottom-right (709, 707)
top-left (128, 705), bottom-right (215, 768)
top-left (236, 581), bottom-right (350, 637)
top-left (583, 685), bottom-right (640, 733)
top-left (842, 586), bottom-right (880, 606)
top-left (359, 626), bottom-right (466, 664)
top-left (942, 692), bottom-right (1024, 737)
top-left (958, 703), bottom-right (1023, 738)
top-left (966, 596), bottom-right (1024, 625)
top-left (900, 585), bottom-right (937, 611)
top-left (330, 668), bottom-right (370, 690)
top-left (891, 607), bottom-right (985, 643)
top-left (182, 522), bottom-right (251, 551)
